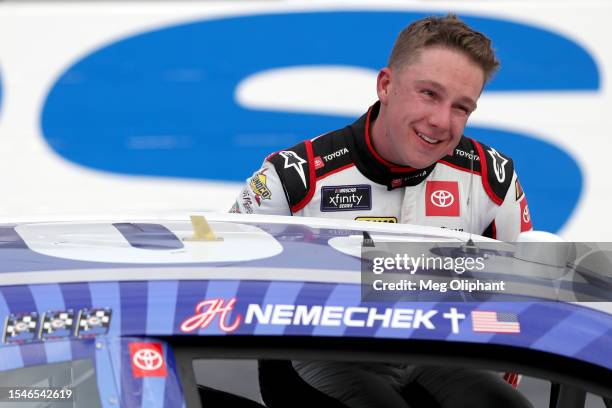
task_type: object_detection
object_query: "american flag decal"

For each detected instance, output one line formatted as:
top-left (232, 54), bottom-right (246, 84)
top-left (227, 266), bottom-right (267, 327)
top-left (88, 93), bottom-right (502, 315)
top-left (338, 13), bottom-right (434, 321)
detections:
top-left (471, 311), bottom-right (521, 334)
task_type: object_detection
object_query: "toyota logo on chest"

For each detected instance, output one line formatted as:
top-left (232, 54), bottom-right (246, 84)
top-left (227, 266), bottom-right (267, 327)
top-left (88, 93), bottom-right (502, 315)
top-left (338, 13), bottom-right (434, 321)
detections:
top-left (426, 181), bottom-right (460, 217)
top-left (431, 190), bottom-right (454, 208)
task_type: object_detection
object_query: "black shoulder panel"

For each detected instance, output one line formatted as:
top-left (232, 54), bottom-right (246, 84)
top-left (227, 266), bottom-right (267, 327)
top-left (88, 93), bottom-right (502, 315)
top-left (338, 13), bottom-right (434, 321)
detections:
top-left (311, 128), bottom-right (354, 179)
top-left (267, 140), bottom-right (314, 212)
top-left (442, 137), bottom-right (482, 173)
top-left (473, 139), bottom-right (514, 205)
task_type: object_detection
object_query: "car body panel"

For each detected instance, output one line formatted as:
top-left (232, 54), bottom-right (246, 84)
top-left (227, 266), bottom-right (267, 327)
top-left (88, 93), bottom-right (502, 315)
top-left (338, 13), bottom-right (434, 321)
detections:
top-left (1, 214), bottom-right (611, 406)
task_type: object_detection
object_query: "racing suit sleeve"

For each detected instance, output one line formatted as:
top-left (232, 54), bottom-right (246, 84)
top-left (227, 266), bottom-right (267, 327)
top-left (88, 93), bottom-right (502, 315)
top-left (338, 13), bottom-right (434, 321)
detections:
top-left (490, 173), bottom-right (533, 241)
top-left (229, 161), bottom-right (292, 215)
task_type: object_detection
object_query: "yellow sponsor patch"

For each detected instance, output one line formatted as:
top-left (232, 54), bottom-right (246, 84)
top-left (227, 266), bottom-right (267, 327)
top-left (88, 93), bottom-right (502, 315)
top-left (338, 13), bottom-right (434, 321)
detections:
top-left (355, 217), bottom-right (398, 223)
top-left (249, 171), bottom-right (272, 201)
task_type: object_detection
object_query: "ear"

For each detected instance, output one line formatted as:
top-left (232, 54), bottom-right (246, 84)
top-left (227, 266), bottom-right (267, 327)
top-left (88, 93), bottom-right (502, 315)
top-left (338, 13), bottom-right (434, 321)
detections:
top-left (376, 67), bottom-right (392, 104)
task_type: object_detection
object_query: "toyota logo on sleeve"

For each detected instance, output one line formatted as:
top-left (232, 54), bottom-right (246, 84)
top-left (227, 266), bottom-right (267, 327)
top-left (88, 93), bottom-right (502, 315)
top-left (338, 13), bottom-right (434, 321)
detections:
top-left (426, 181), bottom-right (460, 217)
top-left (520, 198), bottom-right (533, 231)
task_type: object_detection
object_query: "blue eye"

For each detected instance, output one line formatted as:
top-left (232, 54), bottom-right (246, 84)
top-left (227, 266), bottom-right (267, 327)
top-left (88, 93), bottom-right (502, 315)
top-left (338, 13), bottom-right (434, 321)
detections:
top-left (421, 89), bottom-right (435, 97)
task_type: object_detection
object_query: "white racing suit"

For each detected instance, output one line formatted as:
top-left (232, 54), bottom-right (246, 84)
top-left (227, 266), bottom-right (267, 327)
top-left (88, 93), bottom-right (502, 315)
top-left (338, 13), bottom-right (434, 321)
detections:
top-left (232, 102), bottom-right (533, 408)
top-left (231, 102), bottom-right (533, 241)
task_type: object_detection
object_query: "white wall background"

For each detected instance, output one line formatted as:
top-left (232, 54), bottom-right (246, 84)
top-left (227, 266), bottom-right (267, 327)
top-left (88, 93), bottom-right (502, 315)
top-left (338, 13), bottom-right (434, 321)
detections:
top-left (0, 1), bottom-right (609, 240)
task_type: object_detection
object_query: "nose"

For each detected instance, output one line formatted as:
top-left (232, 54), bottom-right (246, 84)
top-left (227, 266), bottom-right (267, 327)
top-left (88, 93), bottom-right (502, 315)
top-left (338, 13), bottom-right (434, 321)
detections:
top-left (427, 105), bottom-right (451, 130)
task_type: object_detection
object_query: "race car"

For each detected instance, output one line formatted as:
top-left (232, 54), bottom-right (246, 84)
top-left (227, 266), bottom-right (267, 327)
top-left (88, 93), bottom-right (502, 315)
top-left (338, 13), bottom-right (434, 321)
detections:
top-left (0, 212), bottom-right (610, 407)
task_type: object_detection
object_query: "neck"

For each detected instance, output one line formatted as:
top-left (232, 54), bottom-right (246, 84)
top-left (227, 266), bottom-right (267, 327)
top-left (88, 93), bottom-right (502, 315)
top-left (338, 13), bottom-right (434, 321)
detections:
top-left (370, 108), bottom-right (396, 164)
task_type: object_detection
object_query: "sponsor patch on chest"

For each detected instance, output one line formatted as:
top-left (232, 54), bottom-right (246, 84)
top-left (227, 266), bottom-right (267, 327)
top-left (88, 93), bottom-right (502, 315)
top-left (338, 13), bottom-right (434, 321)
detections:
top-left (355, 217), bottom-right (398, 223)
top-left (425, 181), bottom-right (460, 217)
top-left (321, 185), bottom-right (372, 211)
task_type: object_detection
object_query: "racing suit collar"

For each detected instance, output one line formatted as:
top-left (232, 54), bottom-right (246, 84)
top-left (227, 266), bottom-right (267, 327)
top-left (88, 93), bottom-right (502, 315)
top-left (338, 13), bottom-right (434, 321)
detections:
top-left (349, 101), bottom-right (435, 191)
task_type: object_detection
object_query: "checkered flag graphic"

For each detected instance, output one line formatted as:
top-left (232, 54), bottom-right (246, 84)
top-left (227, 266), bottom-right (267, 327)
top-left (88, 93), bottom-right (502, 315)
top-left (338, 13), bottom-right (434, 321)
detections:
top-left (75, 308), bottom-right (112, 338)
top-left (40, 310), bottom-right (75, 340)
top-left (3, 312), bottom-right (39, 344)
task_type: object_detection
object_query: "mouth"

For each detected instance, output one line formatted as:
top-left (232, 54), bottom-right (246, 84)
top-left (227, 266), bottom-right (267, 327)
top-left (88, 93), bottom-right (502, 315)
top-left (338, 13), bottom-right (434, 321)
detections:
top-left (415, 130), bottom-right (440, 145)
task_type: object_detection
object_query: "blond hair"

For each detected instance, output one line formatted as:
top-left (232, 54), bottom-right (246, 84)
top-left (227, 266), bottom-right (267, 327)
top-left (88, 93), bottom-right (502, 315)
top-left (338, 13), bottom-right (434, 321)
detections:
top-left (388, 14), bottom-right (500, 82)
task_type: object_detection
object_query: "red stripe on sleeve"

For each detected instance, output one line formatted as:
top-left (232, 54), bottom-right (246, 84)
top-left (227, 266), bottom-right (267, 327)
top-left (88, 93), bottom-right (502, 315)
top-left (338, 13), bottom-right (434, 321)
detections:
top-left (291, 140), bottom-right (317, 213)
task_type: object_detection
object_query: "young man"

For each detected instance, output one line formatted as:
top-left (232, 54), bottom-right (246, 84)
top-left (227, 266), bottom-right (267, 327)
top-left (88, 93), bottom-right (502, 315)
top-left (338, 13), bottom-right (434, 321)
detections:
top-left (234, 14), bottom-right (533, 408)
top-left (231, 15), bottom-right (533, 241)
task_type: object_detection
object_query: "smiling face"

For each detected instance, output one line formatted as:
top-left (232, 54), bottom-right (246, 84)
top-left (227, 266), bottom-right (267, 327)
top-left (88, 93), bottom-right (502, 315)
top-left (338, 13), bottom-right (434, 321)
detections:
top-left (372, 46), bottom-right (486, 169)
